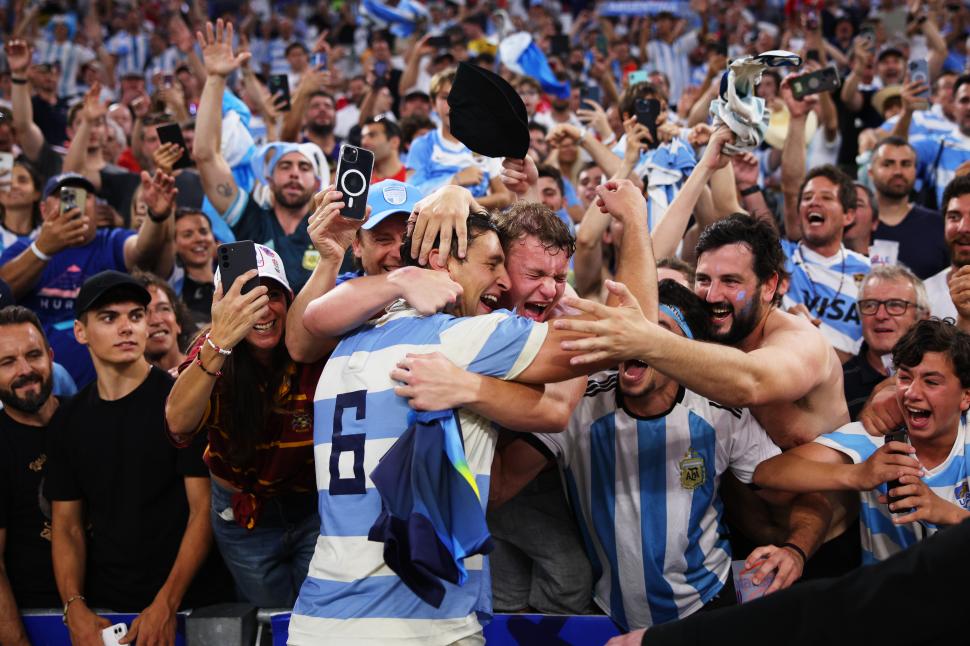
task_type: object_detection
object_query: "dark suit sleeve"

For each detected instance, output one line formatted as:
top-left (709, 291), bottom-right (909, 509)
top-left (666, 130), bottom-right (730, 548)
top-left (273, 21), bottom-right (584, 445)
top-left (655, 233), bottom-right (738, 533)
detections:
top-left (643, 519), bottom-right (970, 646)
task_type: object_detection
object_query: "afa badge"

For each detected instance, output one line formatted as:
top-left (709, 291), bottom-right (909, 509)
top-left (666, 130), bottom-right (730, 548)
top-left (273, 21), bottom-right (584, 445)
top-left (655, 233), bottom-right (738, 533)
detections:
top-left (955, 482), bottom-right (970, 509)
top-left (679, 448), bottom-right (705, 490)
top-left (302, 248), bottom-right (320, 271)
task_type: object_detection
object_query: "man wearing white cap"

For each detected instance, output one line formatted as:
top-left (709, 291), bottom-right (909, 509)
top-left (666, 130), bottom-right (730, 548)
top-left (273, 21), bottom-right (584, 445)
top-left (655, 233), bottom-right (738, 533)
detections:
top-left (194, 20), bottom-right (329, 293)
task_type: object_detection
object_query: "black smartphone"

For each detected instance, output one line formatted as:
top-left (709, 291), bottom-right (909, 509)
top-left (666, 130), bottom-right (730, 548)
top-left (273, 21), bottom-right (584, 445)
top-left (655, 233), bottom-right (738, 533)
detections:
top-left (156, 123), bottom-right (192, 170)
top-left (334, 144), bottom-right (375, 220)
top-left (806, 49), bottom-right (820, 62)
top-left (884, 428), bottom-right (915, 515)
top-left (580, 85), bottom-right (601, 105)
top-left (550, 34), bottom-right (570, 57)
top-left (217, 241), bottom-right (259, 296)
top-left (790, 67), bottom-right (841, 100)
top-left (427, 35), bottom-right (451, 50)
top-left (268, 74), bottom-right (291, 111)
top-left (635, 98), bottom-right (661, 148)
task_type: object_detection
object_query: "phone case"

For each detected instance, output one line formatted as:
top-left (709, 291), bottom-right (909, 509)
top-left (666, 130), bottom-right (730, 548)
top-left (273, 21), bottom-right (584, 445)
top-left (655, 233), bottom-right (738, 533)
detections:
top-left (101, 623), bottom-right (128, 646)
top-left (334, 145), bottom-right (375, 220)
top-left (791, 67), bottom-right (841, 100)
top-left (60, 187), bottom-right (87, 217)
top-left (909, 60), bottom-right (930, 99)
top-left (268, 75), bottom-right (291, 111)
top-left (156, 124), bottom-right (192, 170)
top-left (635, 99), bottom-right (660, 148)
top-left (217, 241), bottom-right (260, 295)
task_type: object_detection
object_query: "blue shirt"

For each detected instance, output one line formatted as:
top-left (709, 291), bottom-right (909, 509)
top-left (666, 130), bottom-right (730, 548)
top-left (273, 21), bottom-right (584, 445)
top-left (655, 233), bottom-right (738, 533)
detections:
top-left (406, 128), bottom-right (500, 198)
top-left (289, 302), bottom-right (547, 645)
top-left (912, 133), bottom-right (970, 207)
top-left (0, 229), bottom-right (133, 387)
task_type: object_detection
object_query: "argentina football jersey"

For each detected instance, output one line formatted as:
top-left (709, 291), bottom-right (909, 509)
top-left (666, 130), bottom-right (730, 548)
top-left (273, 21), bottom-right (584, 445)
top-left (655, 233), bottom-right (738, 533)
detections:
top-left (912, 132), bottom-right (970, 208)
top-left (782, 239), bottom-right (871, 355)
top-left (814, 421), bottom-right (970, 564)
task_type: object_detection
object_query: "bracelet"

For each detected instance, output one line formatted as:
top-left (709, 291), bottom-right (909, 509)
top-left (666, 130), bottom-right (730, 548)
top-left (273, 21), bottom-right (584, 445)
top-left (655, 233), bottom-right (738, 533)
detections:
top-left (11, 77), bottom-right (27, 84)
top-left (147, 206), bottom-right (172, 223)
top-left (62, 594), bottom-right (86, 624)
top-left (195, 352), bottom-right (223, 377)
top-left (601, 132), bottom-right (617, 146)
top-left (780, 542), bottom-right (807, 564)
top-left (205, 333), bottom-right (232, 356)
top-left (740, 185), bottom-right (762, 197)
top-left (577, 127), bottom-right (588, 145)
top-left (30, 240), bottom-right (51, 261)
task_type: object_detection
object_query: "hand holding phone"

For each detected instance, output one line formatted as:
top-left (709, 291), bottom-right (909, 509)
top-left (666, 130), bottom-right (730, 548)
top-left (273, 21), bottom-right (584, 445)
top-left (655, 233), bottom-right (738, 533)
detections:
top-left (635, 98), bottom-right (661, 149)
top-left (101, 623), bottom-right (128, 646)
top-left (790, 67), bottom-right (841, 100)
top-left (268, 74), bottom-right (291, 111)
top-left (60, 186), bottom-right (87, 218)
top-left (334, 144), bottom-right (375, 220)
top-left (156, 123), bottom-right (192, 170)
top-left (884, 428), bottom-right (916, 515)
top-left (217, 241), bottom-right (259, 296)
top-left (908, 59), bottom-right (931, 106)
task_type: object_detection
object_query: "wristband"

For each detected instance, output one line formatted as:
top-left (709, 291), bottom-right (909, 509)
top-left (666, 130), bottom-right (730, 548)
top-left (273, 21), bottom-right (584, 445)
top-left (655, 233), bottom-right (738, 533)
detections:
top-left (205, 333), bottom-right (232, 356)
top-left (577, 127), bottom-right (588, 145)
top-left (30, 240), bottom-right (51, 261)
top-left (195, 352), bottom-right (223, 377)
top-left (62, 594), bottom-right (86, 624)
top-left (600, 132), bottom-right (616, 146)
top-left (740, 185), bottom-right (762, 197)
top-left (11, 77), bottom-right (27, 84)
top-left (147, 206), bottom-right (172, 223)
top-left (780, 542), bottom-right (807, 564)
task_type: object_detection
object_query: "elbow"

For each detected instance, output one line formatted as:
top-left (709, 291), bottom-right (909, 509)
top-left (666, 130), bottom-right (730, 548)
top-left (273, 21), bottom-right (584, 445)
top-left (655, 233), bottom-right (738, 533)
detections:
top-left (193, 146), bottom-right (217, 164)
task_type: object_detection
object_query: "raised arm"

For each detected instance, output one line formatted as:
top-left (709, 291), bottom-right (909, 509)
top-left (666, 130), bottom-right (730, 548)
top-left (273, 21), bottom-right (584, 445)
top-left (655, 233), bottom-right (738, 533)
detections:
top-left (839, 38), bottom-right (872, 114)
top-left (5, 40), bottom-right (44, 160)
top-left (123, 171), bottom-right (177, 276)
top-left (890, 80), bottom-right (927, 142)
top-left (63, 84), bottom-right (108, 188)
top-left (399, 35), bottom-right (431, 96)
top-left (548, 123), bottom-right (624, 179)
top-left (780, 72), bottom-right (817, 241)
top-left (193, 20), bottom-right (249, 215)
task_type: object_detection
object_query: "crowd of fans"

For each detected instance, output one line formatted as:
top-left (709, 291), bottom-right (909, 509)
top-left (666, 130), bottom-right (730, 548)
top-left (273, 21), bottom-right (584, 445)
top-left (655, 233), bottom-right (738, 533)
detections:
top-left (1, 0), bottom-right (970, 645)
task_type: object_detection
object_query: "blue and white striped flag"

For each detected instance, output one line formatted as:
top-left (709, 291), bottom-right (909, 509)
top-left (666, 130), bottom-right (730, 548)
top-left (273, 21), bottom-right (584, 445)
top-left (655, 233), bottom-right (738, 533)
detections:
top-left (361, 0), bottom-right (429, 37)
top-left (499, 32), bottom-right (570, 100)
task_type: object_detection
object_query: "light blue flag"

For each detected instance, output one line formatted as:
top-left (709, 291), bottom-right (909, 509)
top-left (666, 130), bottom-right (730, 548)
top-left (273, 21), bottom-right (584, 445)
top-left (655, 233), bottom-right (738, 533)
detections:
top-left (499, 32), bottom-right (570, 100)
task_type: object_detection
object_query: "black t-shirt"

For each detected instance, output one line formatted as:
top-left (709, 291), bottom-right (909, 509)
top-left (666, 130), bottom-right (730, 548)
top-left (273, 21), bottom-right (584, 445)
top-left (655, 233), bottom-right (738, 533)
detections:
top-left (873, 205), bottom-right (950, 279)
top-left (44, 367), bottom-right (224, 611)
top-left (0, 407), bottom-right (60, 608)
top-left (100, 168), bottom-right (208, 228)
top-left (842, 344), bottom-right (887, 421)
top-left (835, 88), bottom-right (883, 170)
top-left (181, 274), bottom-right (214, 319)
top-left (32, 95), bottom-right (68, 147)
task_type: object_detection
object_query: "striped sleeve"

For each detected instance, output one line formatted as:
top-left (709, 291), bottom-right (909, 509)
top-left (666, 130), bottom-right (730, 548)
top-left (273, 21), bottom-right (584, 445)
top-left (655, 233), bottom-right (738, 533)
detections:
top-left (813, 422), bottom-right (880, 465)
top-left (438, 311), bottom-right (548, 380)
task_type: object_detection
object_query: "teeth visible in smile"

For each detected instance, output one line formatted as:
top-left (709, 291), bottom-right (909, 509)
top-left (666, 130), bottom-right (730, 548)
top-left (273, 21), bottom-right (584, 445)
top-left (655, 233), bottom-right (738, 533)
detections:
top-left (254, 321), bottom-right (273, 331)
top-left (480, 294), bottom-right (498, 307)
top-left (149, 330), bottom-right (168, 338)
top-left (525, 302), bottom-right (547, 313)
top-left (807, 212), bottom-right (824, 223)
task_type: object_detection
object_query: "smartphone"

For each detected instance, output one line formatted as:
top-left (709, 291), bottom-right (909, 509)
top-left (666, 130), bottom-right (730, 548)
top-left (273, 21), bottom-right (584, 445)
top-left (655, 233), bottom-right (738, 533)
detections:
top-left (101, 623), bottom-right (128, 646)
top-left (908, 59), bottom-right (931, 104)
top-left (550, 34), bottom-right (570, 57)
top-left (790, 66), bottom-right (841, 100)
top-left (374, 60), bottom-right (388, 78)
top-left (580, 85), bottom-right (601, 105)
top-left (427, 35), bottom-right (451, 50)
top-left (628, 70), bottom-right (650, 87)
top-left (860, 27), bottom-right (876, 50)
top-left (60, 186), bottom-right (87, 218)
top-left (162, 73), bottom-right (175, 88)
top-left (884, 428), bottom-right (915, 515)
top-left (268, 74), bottom-right (291, 111)
top-left (217, 241), bottom-right (259, 295)
top-left (334, 144), bottom-right (375, 220)
top-left (635, 98), bottom-right (661, 148)
top-left (311, 52), bottom-right (327, 68)
top-left (156, 123), bottom-right (192, 170)
top-left (805, 9), bottom-right (819, 30)
top-left (806, 49), bottom-right (820, 62)
top-left (0, 152), bottom-right (13, 191)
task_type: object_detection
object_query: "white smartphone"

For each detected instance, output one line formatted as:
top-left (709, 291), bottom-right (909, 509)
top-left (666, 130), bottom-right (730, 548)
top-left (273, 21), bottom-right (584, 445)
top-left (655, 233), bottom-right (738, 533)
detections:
top-left (101, 622), bottom-right (128, 646)
top-left (0, 152), bottom-right (13, 191)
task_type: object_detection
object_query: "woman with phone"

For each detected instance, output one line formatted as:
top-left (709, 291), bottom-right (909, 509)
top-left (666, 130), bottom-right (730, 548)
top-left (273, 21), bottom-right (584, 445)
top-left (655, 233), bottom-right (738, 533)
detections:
top-left (0, 157), bottom-right (43, 254)
top-left (165, 243), bottom-right (327, 608)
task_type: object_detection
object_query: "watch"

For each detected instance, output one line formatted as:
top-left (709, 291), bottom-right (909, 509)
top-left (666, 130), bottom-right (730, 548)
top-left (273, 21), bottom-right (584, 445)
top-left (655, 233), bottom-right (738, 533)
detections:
top-left (740, 185), bottom-right (762, 197)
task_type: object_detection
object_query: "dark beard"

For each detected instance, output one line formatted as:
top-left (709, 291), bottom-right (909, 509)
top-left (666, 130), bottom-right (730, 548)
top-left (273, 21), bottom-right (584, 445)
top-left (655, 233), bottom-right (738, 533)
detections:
top-left (0, 373), bottom-right (53, 414)
top-left (873, 178), bottom-right (912, 200)
top-left (710, 300), bottom-right (763, 346)
top-left (307, 122), bottom-right (334, 138)
top-left (273, 185), bottom-right (314, 210)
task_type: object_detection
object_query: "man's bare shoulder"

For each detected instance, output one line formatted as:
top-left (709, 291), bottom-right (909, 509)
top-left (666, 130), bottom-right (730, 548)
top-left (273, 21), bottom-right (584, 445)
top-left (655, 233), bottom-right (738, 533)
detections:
top-left (761, 307), bottom-right (831, 353)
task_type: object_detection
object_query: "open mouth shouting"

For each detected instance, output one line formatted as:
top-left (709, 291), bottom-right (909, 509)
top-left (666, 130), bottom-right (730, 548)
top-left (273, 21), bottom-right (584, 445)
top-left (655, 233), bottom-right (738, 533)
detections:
top-left (708, 302), bottom-right (733, 325)
top-left (806, 211), bottom-right (825, 227)
top-left (905, 405), bottom-right (931, 431)
top-left (479, 293), bottom-right (499, 314)
top-left (521, 301), bottom-right (549, 321)
top-left (621, 359), bottom-right (649, 382)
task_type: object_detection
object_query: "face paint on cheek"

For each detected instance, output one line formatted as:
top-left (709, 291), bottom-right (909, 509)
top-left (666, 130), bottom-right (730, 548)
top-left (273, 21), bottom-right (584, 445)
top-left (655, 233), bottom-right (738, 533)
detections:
top-left (736, 290), bottom-right (746, 301)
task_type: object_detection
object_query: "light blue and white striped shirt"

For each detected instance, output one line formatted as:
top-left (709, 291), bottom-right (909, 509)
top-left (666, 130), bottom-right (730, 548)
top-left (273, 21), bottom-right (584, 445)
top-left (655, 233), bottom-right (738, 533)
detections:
top-left (289, 302), bottom-right (547, 646)
top-left (913, 132), bottom-right (970, 208)
top-left (880, 108), bottom-right (958, 139)
top-left (782, 239), bottom-right (871, 355)
top-left (815, 420), bottom-right (970, 564)
top-left (106, 30), bottom-right (150, 78)
top-left (406, 127), bottom-right (502, 198)
top-left (538, 373), bottom-right (779, 631)
top-left (645, 30), bottom-right (699, 107)
top-left (33, 39), bottom-right (95, 99)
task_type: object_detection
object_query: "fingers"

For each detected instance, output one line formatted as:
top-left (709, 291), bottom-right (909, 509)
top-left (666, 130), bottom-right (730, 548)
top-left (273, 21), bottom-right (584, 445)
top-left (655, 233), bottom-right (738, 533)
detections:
top-left (227, 269), bottom-right (258, 297)
top-left (409, 208), bottom-right (427, 261)
top-left (455, 214), bottom-right (468, 260)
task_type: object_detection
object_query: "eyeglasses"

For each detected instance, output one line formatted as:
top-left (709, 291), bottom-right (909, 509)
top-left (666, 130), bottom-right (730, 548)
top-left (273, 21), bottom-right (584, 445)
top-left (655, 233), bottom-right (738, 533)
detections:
top-left (858, 298), bottom-right (920, 316)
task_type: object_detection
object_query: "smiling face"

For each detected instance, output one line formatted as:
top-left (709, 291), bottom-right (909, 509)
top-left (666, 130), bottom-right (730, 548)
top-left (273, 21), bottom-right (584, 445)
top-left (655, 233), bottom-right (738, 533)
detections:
top-left (352, 214), bottom-right (407, 275)
top-left (501, 234), bottom-right (568, 322)
top-left (578, 166), bottom-right (604, 206)
top-left (896, 351), bottom-right (970, 440)
top-left (619, 308), bottom-right (685, 399)
top-left (0, 322), bottom-right (53, 414)
top-left (860, 277), bottom-right (923, 355)
top-left (0, 164), bottom-right (40, 210)
top-left (75, 300), bottom-right (148, 365)
top-left (798, 175), bottom-right (853, 252)
top-left (244, 280), bottom-right (288, 351)
top-left (436, 230), bottom-right (510, 316)
top-left (144, 285), bottom-right (181, 360)
top-left (270, 152), bottom-right (318, 210)
top-left (537, 177), bottom-right (565, 212)
top-left (944, 192), bottom-right (970, 268)
top-left (175, 213), bottom-right (215, 270)
top-left (695, 243), bottom-right (773, 346)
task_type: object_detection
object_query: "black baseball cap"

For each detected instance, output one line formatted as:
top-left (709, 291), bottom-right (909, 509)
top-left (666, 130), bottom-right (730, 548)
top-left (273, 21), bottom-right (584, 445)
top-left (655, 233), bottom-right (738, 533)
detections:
top-left (448, 62), bottom-right (530, 159)
top-left (75, 271), bottom-right (151, 318)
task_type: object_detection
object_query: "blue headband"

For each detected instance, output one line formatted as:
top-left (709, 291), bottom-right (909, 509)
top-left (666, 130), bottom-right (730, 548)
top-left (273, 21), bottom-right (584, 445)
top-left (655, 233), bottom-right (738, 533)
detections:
top-left (659, 304), bottom-right (694, 340)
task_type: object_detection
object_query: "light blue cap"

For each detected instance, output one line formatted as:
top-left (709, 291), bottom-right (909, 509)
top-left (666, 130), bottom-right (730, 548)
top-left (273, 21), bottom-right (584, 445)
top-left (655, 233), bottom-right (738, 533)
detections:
top-left (364, 180), bottom-right (422, 230)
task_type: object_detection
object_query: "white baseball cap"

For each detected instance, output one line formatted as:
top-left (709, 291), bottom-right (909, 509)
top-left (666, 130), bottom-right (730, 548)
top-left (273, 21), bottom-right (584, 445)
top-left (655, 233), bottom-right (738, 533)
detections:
top-left (214, 242), bottom-right (293, 298)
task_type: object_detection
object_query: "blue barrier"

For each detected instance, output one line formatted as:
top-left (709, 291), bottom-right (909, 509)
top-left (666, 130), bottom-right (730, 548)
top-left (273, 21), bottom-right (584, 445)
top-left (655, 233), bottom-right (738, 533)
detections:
top-left (22, 612), bottom-right (187, 646)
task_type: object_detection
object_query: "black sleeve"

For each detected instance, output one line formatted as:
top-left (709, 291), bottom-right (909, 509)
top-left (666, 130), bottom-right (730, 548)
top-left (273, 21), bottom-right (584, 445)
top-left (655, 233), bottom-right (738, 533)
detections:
top-left (43, 402), bottom-right (82, 502)
top-left (35, 140), bottom-right (64, 183)
top-left (175, 426), bottom-right (210, 478)
top-left (0, 437), bottom-right (9, 530)
top-left (643, 519), bottom-right (970, 646)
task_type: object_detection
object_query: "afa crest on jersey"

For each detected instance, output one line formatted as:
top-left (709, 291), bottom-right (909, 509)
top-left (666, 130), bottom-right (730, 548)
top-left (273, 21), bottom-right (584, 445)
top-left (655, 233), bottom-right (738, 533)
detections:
top-left (679, 448), bottom-right (706, 490)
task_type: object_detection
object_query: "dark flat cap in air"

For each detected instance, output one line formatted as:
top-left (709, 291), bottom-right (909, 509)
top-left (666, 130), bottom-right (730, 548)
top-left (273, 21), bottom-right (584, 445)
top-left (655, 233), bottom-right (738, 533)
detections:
top-left (448, 62), bottom-right (530, 159)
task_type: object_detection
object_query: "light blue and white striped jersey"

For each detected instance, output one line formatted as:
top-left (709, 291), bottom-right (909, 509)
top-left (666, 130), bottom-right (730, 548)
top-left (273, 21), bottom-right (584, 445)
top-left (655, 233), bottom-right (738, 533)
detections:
top-left (879, 108), bottom-right (958, 139)
top-left (610, 135), bottom-right (696, 228)
top-left (106, 30), bottom-right (150, 78)
top-left (289, 302), bottom-right (548, 646)
top-left (913, 132), bottom-right (970, 207)
top-left (924, 266), bottom-right (957, 320)
top-left (781, 239), bottom-right (870, 355)
top-left (406, 127), bottom-right (502, 199)
top-left (266, 38), bottom-right (291, 75)
top-left (537, 373), bottom-right (780, 631)
top-left (0, 223), bottom-right (39, 255)
top-left (644, 30), bottom-right (698, 107)
top-left (814, 420), bottom-right (970, 564)
top-left (146, 47), bottom-right (184, 77)
top-left (33, 39), bottom-right (95, 99)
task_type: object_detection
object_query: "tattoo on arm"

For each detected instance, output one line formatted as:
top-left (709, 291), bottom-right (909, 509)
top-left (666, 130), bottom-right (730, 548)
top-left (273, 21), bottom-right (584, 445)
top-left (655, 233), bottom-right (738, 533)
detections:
top-left (216, 182), bottom-right (233, 197)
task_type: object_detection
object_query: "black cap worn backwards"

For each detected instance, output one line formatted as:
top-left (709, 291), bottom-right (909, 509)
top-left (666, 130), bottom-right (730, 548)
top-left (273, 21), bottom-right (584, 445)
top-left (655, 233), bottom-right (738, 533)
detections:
top-left (75, 270), bottom-right (151, 318)
top-left (448, 61), bottom-right (530, 159)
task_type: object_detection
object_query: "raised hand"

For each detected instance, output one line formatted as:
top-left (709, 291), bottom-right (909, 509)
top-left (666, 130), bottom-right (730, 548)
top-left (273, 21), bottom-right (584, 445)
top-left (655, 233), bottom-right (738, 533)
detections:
top-left (500, 157), bottom-right (538, 198)
top-left (698, 125), bottom-right (737, 172)
top-left (35, 204), bottom-right (90, 255)
top-left (593, 179), bottom-right (648, 223)
top-left (779, 73), bottom-right (820, 119)
top-left (82, 82), bottom-right (108, 122)
top-left (140, 170), bottom-right (179, 218)
top-left (731, 150), bottom-right (761, 190)
top-left (197, 19), bottom-right (251, 78)
top-left (153, 142), bottom-right (185, 175)
top-left (209, 269), bottom-right (270, 350)
top-left (4, 39), bottom-right (31, 76)
top-left (306, 186), bottom-right (367, 261)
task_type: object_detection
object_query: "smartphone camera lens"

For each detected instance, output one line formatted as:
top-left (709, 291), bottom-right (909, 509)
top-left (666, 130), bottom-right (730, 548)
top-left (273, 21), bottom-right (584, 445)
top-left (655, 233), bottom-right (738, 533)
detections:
top-left (345, 147), bottom-right (358, 163)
